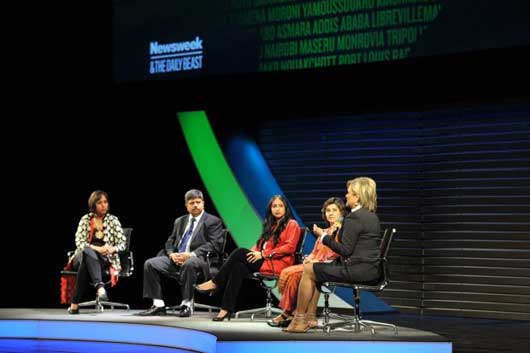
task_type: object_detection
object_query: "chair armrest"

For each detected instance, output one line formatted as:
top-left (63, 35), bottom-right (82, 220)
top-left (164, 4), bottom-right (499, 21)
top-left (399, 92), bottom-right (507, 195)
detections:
top-left (206, 251), bottom-right (213, 268)
top-left (253, 272), bottom-right (278, 281)
top-left (128, 250), bottom-right (134, 276)
top-left (205, 250), bottom-right (220, 266)
top-left (265, 251), bottom-right (277, 275)
top-left (61, 270), bottom-right (77, 276)
top-left (118, 250), bottom-right (134, 277)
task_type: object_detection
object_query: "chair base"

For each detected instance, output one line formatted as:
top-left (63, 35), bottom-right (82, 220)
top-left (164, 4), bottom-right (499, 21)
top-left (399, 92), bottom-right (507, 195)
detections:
top-left (166, 302), bottom-right (221, 314)
top-left (323, 313), bottom-right (398, 335)
top-left (194, 303), bottom-right (221, 313)
top-left (78, 298), bottom-right (130, 312)
top-left (235, 305), bottom-right (282, 320)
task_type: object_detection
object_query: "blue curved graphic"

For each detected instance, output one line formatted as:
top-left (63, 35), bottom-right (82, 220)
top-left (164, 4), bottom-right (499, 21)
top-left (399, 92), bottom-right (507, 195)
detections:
top-left (224, 135), bottom-right (305, 227)
top-left (0, 320), bottom-right (216, 353)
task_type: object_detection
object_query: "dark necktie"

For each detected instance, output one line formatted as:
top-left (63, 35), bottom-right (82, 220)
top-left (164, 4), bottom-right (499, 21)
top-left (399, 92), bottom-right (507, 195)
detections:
top-left (178, 218), bottom-right (195, 252)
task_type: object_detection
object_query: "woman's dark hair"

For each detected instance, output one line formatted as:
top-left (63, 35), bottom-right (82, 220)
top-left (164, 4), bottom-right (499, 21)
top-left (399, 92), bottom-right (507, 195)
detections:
top-left (257, 195), bottom-right (293, 246)
top-left (321, 197), bottom-right (347, 225)
top-left (88, 190), bottom-right (109, 213)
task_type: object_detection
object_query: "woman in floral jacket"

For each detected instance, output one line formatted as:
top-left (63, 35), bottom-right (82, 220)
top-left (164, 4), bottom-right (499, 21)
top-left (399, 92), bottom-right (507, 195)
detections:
top-left (67, 190), bottom-right (126, 314)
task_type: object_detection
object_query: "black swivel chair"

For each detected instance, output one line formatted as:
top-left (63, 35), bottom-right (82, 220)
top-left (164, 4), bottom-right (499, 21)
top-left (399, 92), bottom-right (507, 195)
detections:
top-left (166, 229), bottom-right (229, 314)
top-left (235, 227), bottom-right (309, 320)
top-left (61, 227), bottom-right (134, 312)
top-left (321, 228), bottom-right (398, 335)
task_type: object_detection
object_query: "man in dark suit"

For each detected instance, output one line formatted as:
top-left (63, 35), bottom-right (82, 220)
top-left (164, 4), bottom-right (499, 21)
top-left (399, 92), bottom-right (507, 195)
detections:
top-left (138, 189), bottom-right (224, 317)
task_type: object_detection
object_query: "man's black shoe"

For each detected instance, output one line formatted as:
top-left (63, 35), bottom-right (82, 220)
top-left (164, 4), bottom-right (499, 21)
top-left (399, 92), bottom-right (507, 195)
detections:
top-left (138, 305), bottom-right (167, 316)
top-left (178, 305), bottom-right (192, 317)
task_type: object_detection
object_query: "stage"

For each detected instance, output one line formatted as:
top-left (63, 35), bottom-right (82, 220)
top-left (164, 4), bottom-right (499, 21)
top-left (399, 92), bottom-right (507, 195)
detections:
top-left (0, 308), bottom-right (451, 353)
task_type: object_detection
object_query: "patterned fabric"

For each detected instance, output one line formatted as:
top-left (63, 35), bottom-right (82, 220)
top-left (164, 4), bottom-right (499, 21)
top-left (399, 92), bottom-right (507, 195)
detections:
top-left (178, 217), bottom-right (195, 252)
top-left (278, 264), bottom-right (303, 313)
top-left (72, 213), bottom-right (126, 271)
top-left (307, 236), bottom-right (339, 263)
top-left (277, 234), bottom-right (338, 313)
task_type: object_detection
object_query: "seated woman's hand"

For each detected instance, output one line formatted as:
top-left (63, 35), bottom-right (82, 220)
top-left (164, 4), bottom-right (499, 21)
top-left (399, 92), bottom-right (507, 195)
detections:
top-left (101, 244), bottom-right (115, 255)
top-left (313, 224), bottom-right (324, 236)
top-left (246, 250), bottom-right (263, 263)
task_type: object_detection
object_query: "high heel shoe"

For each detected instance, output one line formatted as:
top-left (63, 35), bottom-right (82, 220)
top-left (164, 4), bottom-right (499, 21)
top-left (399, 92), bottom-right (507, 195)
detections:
top-left (283, 313), bottom-right (310, 333)
top-left (306, 313), bottom-right (319, 329)
top-left (194, 284), bottom-right (217, 295)
top-left (67, 307), bottom-right (79, 315)
top-left (212, 311), bottom-right (231, 321)
top-left (267, 312), bottom-right (293, 327)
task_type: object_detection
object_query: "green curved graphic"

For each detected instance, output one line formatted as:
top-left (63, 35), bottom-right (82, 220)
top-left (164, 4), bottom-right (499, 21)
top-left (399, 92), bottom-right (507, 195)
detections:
top-left (178, 111), bottom-right (262, 248)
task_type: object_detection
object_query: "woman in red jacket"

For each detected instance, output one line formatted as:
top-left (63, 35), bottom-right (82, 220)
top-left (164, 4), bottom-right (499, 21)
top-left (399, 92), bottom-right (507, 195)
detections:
top-left (195, 195), bottom-right (300, 321)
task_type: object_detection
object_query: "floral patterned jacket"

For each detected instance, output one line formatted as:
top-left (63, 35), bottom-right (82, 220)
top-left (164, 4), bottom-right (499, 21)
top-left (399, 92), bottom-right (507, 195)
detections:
top-left (72, 213), bottom-right (126, 271)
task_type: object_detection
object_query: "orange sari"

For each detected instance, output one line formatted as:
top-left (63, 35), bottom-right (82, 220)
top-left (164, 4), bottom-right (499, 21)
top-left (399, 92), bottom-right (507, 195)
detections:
top-left (278, 235), bottom-right (338, 313)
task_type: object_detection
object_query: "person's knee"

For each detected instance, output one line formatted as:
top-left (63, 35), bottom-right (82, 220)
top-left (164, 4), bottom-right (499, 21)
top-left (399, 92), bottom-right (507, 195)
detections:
top-left (144, 258), bottom-right (155, 271)
top-left (303, 262), bottom-right (313, 274)
top-left (82, 247), bottom-right (97, 259)
top-left (180, 260), bottom-right (193, 271)
top-left (302, 263), bottom-right (315, 280)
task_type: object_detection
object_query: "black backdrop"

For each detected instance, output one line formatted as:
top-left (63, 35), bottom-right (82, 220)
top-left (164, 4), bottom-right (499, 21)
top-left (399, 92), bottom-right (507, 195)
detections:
top-left (6, 4), bottom-right (529, 310)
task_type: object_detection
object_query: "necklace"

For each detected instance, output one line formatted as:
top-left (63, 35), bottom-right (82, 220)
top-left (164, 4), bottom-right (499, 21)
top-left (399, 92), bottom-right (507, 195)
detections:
top-left (93, 217), bottom-right (105, 239)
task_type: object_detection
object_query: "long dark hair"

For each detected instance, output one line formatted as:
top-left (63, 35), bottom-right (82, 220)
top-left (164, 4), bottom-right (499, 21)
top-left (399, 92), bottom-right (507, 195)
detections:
top-left (257, 195), bottom-right (293, 246)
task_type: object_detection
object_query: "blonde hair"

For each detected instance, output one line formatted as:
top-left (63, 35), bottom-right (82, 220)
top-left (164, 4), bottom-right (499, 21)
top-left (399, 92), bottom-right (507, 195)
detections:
top-left (347, 177), bottom-right (377, 212)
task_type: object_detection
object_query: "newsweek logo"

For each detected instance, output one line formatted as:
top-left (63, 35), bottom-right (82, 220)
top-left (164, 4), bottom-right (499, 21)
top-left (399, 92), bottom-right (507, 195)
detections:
top-left (149, 37), bottom-right (203, 74)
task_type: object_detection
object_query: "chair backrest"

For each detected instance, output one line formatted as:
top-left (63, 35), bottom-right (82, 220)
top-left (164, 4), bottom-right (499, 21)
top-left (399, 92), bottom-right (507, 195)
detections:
top-left (208, 228), bottom-right (229, 270)
top-left (380, 228), bottom-right (396, 260)
top-left (118, 227), bottom-right (134, 277)
top-left (373, 227), bottom-right (396, 289)
top-left (295, 227), bottom-right (309, 263)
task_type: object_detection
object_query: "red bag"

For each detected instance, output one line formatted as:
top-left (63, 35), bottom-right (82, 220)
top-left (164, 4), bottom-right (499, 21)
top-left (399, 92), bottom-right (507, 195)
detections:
top-left (60, 261), bottom-right (76, 304)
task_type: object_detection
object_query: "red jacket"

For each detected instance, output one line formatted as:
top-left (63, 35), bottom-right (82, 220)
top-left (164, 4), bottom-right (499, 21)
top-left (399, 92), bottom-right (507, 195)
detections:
top-left (252, 219), bottom-right (301, 275)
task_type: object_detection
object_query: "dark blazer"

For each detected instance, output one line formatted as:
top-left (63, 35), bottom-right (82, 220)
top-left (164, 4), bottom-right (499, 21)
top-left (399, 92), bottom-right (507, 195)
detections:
top-left (164, 211), bottom-right (224, 260)
top-left (322, 207), bottom-right (381, 281)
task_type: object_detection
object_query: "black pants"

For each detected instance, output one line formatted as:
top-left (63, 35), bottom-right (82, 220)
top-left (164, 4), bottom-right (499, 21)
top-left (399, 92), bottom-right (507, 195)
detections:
top-left (143, 255), bottom-right (207, 302)
top-left (213, 248), bottom-right (263, 313)
top-left (72, 247), bottom-right (109, 304)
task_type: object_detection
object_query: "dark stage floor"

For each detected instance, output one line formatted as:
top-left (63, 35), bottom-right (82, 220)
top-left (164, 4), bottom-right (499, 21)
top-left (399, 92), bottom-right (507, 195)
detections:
top-left (0, 308), bottom-right (440, 341)
top-left (363, 312), bottom-right (530, 353)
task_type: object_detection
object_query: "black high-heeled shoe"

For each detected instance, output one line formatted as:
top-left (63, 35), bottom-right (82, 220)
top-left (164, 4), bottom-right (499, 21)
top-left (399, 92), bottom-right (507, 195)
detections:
top-left (267, 312), bottom-right (292, 327)
top-left (212, 311), bottom-right (231, 321)
top-left (67, 307), bottom-right (79, 315)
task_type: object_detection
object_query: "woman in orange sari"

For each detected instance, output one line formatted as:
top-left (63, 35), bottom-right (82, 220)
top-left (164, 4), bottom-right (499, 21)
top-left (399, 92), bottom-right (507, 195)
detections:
top-left (268, 197), bottom-right (346, 328)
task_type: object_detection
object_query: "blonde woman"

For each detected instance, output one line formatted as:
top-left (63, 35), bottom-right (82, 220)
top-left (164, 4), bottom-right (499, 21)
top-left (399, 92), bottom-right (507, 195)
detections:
top-left (284, 177), bottom-right (381, 333)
